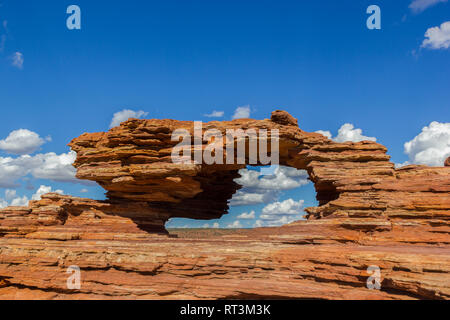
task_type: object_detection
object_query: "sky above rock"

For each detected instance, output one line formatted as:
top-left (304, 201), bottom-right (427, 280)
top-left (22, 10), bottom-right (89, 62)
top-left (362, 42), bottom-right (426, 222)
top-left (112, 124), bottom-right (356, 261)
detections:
top-left (0, 0), bottom-right (448, 228)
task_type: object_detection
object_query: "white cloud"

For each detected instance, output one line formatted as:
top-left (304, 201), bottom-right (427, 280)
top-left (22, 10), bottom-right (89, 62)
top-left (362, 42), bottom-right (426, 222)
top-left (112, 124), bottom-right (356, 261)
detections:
top-left (0, 20), bottom-right (6, 52)
top-left (253, 216), bottom-right (300, 228)
top-left (232, 105), bottom-right (251, 119)
top-left (80, 188), bottom-right (89, 193)
top-left (409, 0), bottom-right (447, 13)
top-left (5, 189), bottom-right (16, 201)
top-left (30, 151), bottom-right (78, 182)
top-left (0, 199), bottom-right (8, 209)
top-left (317, 123), bottom-right (376, 143)
top-left (237, 210), bottom-right (255, 219)
top-left (0, 150), bottom-right (80, 188)
top-left (226, 220), bottom-right (243, 228)
top-left (110, 109), bottom-right (149, 128)
top-left (253, 220), bottom-right (263, 228)
top-left (315, 130), bottom-right (332, 139)
top-left (212, 222), bottom-right (220, 228)
top-left (230, 166), bottom-right (309, 206)
top-left (0, 129), bottom-right (48, 155)
top-left (10, 195), bottom-right (28, 207)
top-left (334, 124), bottom-right (376, 143)
top-left (0, 185), bottom-right (64, 208)
top-left (235, 166), bottom-right (309, 190)
top-left (403, 121), bottom-right (450, 167)
top-left (31, 185), bottom-right (63, 201)
top-left (11, 52), bottom-right (23, 69)
top-left (0, 157), bottom-right (32, 188)
top-left (421, 21), bottom-right (450, 50)
top-left (261, 199), bottom-right (304, 217)
top-left (204, 110), bottom-right (224, 118)
top-left (230, 190), bottom-right (276, 206)
top-left (251, 198), bottom-right (305, 227)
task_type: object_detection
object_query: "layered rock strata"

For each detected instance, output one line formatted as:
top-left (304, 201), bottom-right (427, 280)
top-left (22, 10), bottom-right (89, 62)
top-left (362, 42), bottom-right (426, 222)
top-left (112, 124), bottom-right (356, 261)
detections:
top-left (0, 111), bottom-right (449, 300)
top-left (67, 111), bottom-right (450, 225)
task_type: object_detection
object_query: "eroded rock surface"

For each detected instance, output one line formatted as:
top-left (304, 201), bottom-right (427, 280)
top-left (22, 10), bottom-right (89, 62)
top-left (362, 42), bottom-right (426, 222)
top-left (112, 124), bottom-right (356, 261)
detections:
top-left (0, 110), bottom-right (449, 300)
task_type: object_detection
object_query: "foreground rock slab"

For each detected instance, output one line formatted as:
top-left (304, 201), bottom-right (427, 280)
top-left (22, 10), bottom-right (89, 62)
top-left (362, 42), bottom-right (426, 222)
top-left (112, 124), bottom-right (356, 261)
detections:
top-left (0, 217), bottom-right (449, 300)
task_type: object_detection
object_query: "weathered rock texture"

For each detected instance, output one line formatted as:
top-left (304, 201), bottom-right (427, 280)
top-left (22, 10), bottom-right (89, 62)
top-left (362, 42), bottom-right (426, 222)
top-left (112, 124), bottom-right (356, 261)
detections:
top-left (0, 111), bottom-right (449, 300)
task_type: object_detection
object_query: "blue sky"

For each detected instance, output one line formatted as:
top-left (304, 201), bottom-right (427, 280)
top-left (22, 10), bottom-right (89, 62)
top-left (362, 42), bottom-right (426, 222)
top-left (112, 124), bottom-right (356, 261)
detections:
top-left (0, 0), bottom-right (449, 228)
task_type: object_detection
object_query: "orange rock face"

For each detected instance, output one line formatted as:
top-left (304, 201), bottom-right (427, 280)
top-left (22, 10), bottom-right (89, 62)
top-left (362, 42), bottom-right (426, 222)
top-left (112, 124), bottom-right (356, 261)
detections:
top-left (0, 110), bottom-right (449, 300)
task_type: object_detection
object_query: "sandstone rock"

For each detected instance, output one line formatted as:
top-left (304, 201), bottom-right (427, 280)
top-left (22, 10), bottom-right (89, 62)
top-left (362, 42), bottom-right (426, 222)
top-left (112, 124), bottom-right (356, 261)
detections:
top-left (68, 112), bottom-right (450, 226)
top-left (0, 110), bottom-right (449, 300)
top-left (270, 110), bottom-right (299, 126)
top-left (445, 157), bottom-right (450, 167)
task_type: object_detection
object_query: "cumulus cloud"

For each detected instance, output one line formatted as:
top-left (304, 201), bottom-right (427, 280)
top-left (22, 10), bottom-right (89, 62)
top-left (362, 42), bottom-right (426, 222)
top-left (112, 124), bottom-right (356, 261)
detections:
top-left (0, 185), bottom-right (64, 208)
top-left (230, 166), bottom-right (309, 206)
top-left (409, 0), bottom-right (447, 13)
top-left (261, 199), bottom-right (304, 217)
top-left (402, 121), bottom-right (450, 167)
top-left (253, 220), bottom-right (263, 228)
top-left (421, 21), bottom-right (450, 50)
top-left (30, 151), bottom-right (78, 182)
top-left (264, 215), bottom-right (300, 227)
top-left (316, 123), bottom-right (376, 143)
top-left (10, 195), bottom-right (28, 206)
top-left (5, 189), bottom-right (17, 201)
top-left (232, 105), bottom-right (251, 119)
top-left (315, 130), bottom-right (332, 139)
top-left (0, 150), bottom-right (80, 188)
top-left (201, 222), bottom-right (221, 229)
top-left (230, 190), bottom-right (277, 206)
top-left (31, 185), bottom-right (63, 201)
top-left (204, 110), bottom-right (224, 118)
top-left (226, 220), bottom-right (243, 228)
top-left (11, 52), bottom-right (23, 69)
top-left (237, 210), bottom-right (255, 219)
top-left (110, 109), bottom-right (148, 128)
top-left (0, 129), bottom-right (49, 155)
top-left (0, 34), bottom-right (5, 52)
top-left (251, 198), bottom-right (305, 227)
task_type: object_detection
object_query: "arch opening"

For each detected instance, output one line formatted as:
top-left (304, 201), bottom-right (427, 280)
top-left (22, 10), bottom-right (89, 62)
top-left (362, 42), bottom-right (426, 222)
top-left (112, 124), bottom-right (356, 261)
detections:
top-left (166, 165), bottom-right (319, 230)
top-left (68, 110), bottom-right (395, 234)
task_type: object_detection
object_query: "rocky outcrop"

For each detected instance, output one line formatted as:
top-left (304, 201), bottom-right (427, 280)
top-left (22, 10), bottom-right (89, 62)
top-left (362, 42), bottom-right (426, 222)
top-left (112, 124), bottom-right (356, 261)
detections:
top-left (0, 211), bottom-right (449, 300)
top-left (0, 193), bottom-right (169, 239)
top-left (67, 111), bottom-right (449, 226)
top-left (0, 110), bottom-right (449, 300)
top-left (445, 157), bottom-right (450, 167)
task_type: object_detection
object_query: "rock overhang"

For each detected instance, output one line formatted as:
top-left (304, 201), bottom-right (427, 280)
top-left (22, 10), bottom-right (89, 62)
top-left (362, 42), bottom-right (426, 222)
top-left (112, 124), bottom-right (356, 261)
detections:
top-left (0, 110), bottom-right (449, 299)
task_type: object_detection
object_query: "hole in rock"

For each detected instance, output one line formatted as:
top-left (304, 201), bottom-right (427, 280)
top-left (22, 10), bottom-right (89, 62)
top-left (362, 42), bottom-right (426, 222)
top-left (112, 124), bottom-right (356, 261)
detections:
top-left (166, 165), bottom-right (318, 232)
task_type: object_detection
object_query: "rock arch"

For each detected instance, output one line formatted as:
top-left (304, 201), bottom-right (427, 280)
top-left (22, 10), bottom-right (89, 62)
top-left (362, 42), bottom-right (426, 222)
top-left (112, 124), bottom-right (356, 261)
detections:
top-left (1, 110), bottom-right (449, 299)
top-left (67, 110), bottom-right (449, 231)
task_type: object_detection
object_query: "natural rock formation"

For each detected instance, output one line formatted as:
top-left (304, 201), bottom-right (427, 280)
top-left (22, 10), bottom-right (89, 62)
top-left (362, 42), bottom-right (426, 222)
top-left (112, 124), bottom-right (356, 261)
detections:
top-left (67, 110), bottom-right (449, 226)
top-left (0, 110), bottom-right (449, 300)
top-left (445, 157), bottom-right (450, 167)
